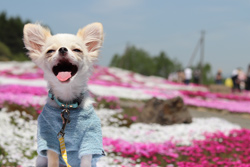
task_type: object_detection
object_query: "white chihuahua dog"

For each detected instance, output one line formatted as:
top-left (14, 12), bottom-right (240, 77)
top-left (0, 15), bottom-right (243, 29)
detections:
top-left (23, 23), bottom-right (104, 167)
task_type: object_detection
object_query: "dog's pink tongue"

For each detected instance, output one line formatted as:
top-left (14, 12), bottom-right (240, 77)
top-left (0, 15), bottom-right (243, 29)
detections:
top-left (57, 72), bottom-right (72, 82)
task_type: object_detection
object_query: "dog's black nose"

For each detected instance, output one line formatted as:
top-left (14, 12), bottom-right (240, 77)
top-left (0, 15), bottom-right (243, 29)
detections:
top-left (59, 47), bottom-right (68, 56)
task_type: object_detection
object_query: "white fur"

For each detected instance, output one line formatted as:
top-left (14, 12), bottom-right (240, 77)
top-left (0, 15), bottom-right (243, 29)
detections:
top-left (23, 23), bottom-right (104, 167)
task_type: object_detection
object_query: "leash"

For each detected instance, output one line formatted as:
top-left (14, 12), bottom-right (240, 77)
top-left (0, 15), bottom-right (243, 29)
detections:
top-left (57, 109), bottom-right (71, 167)
top-left (48, 90), bottom-right (83, 167)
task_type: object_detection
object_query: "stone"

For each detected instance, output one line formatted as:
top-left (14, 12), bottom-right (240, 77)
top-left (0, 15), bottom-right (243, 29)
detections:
top-left (138, 96), bottom-right (192, 125)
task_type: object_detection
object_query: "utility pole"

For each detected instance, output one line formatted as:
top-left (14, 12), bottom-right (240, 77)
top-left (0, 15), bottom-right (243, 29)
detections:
top-left (187, 39), bottom-right (200, 68)
top-left (200, 30), bottom-right (205, 84)
top-left (187, 30), bottom-right (205, 84)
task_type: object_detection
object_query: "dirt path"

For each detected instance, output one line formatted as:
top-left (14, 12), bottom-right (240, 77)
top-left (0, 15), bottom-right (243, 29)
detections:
top-left (188, 107), bottom-right (250, 129)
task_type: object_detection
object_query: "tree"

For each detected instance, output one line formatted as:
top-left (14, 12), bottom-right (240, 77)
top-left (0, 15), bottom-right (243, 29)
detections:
top-left (153, 51), bottom-right (182, 78)
top-left (109, 45), bottom-right (182, 78)
top-left (201, 63), bottom-right (213, 85)
top-left (110, 45), bottom-right (154, 76)
top-left (193, 63), bottom-right (213, 85)
top-left (0, 12), bottom-right (30, 61)
top-left (0, 41), bottom-right (12, 61)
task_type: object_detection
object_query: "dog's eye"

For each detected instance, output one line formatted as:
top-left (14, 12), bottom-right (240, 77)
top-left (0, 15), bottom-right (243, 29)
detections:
top-left (73, 49), bottom-right (82, 53)
top-left (47, 50), bottom-right (55, 54)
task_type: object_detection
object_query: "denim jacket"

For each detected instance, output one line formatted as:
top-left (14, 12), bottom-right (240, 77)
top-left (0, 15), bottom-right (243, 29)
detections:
top-left (37, 103), bottom-right (104, 166)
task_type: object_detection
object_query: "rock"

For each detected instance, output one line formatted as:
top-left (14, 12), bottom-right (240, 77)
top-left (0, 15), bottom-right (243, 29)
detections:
top-left (138, 96), bottom-right (192, 125)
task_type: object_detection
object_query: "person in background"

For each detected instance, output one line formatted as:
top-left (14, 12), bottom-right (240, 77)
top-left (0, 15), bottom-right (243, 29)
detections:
top-left (231, 68), bottom-right (240, 93)
top-left (168, 72), bottom-right (178, 82)
top-left (238, 68), bottom-right (246, 91)
top-left (245, 65), bottom-right (250, 91)
top-left (184, 67), bottom-right (192, 85)
top-left (193, 69), bottom-right (200, 84)
top-left (177, 70), bottom-right (185, 83)
top-left (215, 69), bottom-right (223, 84)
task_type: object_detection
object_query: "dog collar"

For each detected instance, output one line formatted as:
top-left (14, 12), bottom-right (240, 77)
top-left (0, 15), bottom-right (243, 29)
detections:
top-left (48, 90), bottom-right (84, 109)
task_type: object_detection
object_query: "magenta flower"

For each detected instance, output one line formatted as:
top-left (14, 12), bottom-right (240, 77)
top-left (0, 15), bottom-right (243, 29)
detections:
top-left (103, 129), bottom-right (250, 166)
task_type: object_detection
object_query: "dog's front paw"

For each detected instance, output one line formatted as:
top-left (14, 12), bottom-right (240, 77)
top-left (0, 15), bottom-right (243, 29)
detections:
top-left (81, 154), bottom-right (92, 167)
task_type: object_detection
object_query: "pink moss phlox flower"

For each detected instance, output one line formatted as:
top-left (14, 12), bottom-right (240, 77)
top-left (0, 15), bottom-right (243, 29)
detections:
top-left (0, 92), bottom-right (45, 109)
top-left (0, 68), bottom-right (44, 79)
top-left (4, 64), bottom-right (250, 113)
top-left (103, 137), bottom-right (178, 159)
top-left (177, 129), bottom-right (250, 166)
top-left (94, 95), bottom-right (121, 109)
top-left (0, 84), bottom-right (47, 96)
top-left (130, 116), bottom-right (137, 122)
top-left (181, 90), bottom-right (250, 102)
top-left (183, 95), bottom-right (250, 113)
top-left (103, 129), bottom-right (250, 166)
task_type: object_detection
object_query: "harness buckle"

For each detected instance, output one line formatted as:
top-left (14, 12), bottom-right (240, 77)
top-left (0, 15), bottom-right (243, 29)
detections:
top-left (57, 130), bottom-right (65, 138)
top-left (61, 109), bottom-right (71, 124)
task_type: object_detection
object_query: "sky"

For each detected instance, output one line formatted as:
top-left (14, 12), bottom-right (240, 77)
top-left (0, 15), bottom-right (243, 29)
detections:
top-left (1, 0), bottom-right (250, 77)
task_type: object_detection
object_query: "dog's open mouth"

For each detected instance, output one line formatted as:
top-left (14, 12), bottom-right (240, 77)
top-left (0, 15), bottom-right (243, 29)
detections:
top-left (52, 61), bottom-right (78, 82)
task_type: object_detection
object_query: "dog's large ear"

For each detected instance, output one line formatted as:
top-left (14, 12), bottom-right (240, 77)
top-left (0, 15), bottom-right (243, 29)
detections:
top-left (23, 24), bottom-right (51, 61)
top-left (77, 22), bottom-right (104, 60)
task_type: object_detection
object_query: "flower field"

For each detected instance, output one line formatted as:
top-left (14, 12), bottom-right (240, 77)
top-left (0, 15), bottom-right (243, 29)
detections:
top-left (0, 61), bottom-right (250, 167)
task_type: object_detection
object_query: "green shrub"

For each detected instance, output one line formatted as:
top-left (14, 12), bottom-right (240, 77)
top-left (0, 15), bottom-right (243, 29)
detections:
top-left (0, 41), bottom-right (11, 61)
